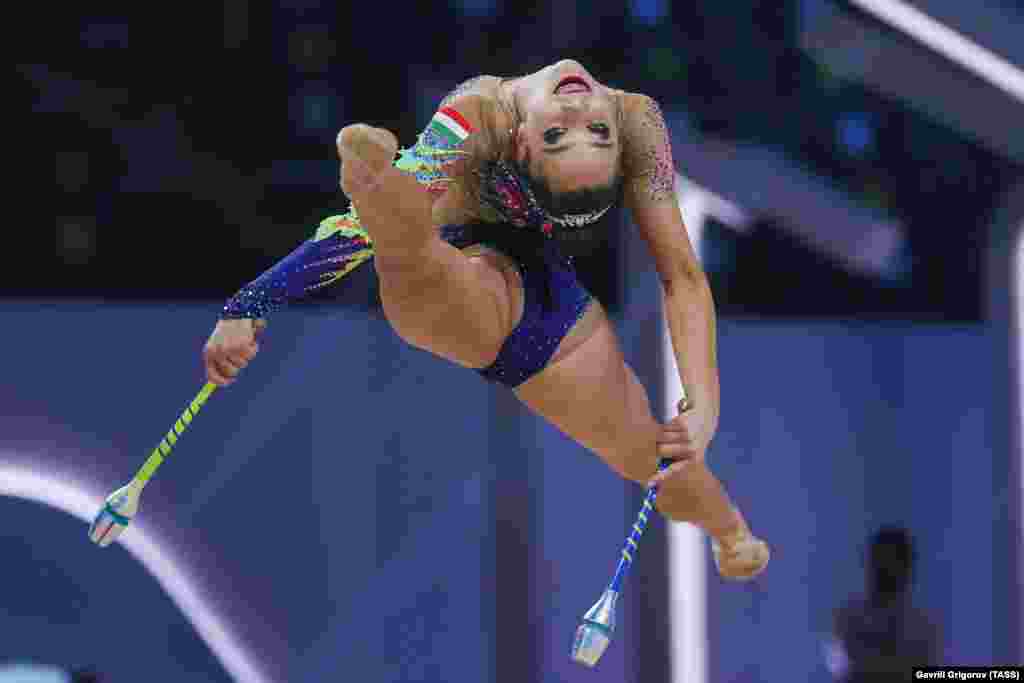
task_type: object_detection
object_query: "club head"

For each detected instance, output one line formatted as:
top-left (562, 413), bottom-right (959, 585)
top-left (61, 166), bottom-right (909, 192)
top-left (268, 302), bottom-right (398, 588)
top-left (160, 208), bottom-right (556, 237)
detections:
top-left (89, 482), bottom-right (141, 547)
top-left (571, 621), bottom-right (612, 668)
top-left (570, 589), bottom-right (619, 667)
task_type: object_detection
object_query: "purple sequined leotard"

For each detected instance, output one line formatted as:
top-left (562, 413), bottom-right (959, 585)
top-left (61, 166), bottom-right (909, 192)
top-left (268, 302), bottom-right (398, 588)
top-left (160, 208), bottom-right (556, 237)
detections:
top-left (440, 222), bottom-right (592, 387)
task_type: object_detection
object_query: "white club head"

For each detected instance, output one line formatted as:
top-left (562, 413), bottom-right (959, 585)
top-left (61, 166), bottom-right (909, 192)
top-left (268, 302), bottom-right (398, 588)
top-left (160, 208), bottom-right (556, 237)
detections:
top-left (571, 621), bottom-right (612, 668)
top-left (89, 481), bottom-right (142, 547)
top-left (570, 589), bottom-right (619, 667)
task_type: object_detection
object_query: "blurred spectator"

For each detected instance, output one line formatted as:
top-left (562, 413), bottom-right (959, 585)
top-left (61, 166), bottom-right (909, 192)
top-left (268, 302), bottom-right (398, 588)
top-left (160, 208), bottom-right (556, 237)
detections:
top-left (825, 526), bottom-right (942, 681)
top-left (70, 671), bottom-right (103, 683)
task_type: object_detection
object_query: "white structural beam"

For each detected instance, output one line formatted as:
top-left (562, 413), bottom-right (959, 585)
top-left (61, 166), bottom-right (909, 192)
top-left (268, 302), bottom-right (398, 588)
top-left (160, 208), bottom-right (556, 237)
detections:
top-left (664, 178), bottom-right (710, 683)
top-left (848, 0), bottom-right (1024, 104)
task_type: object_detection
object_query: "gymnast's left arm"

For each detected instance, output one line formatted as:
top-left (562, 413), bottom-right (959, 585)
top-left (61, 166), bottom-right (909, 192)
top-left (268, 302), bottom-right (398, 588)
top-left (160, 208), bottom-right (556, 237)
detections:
top-left (220, 214), bottom-right (373, 320)
top-left (622, 94), bottom-right (720, 463)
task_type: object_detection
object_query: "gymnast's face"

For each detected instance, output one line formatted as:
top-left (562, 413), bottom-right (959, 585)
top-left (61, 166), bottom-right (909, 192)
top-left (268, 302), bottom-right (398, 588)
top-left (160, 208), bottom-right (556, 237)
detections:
top-left (514, 60), bottom-right (621, 193)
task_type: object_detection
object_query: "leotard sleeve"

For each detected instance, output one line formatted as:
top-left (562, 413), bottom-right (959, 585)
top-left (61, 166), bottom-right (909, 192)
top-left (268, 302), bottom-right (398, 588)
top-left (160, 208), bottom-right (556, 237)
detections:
top-left (221, 214), bottom-right (373, 319)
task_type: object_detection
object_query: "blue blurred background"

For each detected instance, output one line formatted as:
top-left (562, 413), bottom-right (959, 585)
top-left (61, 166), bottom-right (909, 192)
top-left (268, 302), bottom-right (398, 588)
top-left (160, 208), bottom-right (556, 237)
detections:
top-left (7, 0), bottom-right (1024, 680)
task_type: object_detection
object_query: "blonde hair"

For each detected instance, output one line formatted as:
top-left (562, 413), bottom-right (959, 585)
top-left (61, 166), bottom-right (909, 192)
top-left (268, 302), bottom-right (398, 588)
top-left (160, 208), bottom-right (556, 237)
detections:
top-left (434, 86), bottom-right (625, 227)
top-left (432, 95), bottom-right (517, 226)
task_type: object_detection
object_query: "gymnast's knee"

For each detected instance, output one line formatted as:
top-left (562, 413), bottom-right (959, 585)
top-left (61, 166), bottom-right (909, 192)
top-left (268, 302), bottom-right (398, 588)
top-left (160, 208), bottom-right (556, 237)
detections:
top-left (649, 470), bottom-right (708, 523)
top-left (605, 450), bottom-right (701, 523)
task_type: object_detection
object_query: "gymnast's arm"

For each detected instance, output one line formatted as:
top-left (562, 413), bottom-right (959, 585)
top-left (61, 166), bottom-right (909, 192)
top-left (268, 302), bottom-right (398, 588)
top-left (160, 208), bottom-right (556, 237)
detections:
top-left (623, 94), bottom-right (721, 435)
top-left (219, 216), bottom-right (373, 321)
top-left (204, 216), bottom-right (373, 385)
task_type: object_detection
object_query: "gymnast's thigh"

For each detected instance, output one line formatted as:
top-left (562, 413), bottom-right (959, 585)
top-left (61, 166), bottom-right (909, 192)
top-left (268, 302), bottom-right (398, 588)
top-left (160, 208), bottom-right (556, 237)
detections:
top-left (512, 308), bottom-right (660, 483)
top-left (379, 240), bottom-right (524, 370)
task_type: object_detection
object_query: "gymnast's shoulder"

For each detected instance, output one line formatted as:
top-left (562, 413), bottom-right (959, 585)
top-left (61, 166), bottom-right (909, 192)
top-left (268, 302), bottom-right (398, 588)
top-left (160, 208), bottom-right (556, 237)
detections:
top-left (615, 90), bottom-right (667, 125)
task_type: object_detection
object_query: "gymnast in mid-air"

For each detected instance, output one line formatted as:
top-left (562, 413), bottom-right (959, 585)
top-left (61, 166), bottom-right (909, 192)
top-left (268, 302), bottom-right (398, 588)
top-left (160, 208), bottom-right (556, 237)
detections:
top-left (203, 59), bottom-right (769, 579)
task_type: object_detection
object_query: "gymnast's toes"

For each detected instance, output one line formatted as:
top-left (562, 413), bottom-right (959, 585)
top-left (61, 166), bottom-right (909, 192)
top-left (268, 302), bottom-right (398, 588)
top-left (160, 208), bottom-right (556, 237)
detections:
top-left (712, 535), bottom-right (770, 581)
top-left (337, 123), bottom-right (399, 172)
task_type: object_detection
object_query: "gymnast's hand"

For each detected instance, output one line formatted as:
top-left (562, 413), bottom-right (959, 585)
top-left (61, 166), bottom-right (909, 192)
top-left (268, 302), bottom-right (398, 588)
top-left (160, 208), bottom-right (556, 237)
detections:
top-left (203, 318), bottom-right (266, 386)
top-left (648, 398), bottom-right (717, 487)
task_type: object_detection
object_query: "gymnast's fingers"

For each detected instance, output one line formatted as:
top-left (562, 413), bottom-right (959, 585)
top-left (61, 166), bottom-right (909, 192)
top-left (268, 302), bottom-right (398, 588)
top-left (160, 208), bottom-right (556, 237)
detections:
top-left (204, 354), bottom-right (234, 387)
top-left (656, 440), bottom-right (697, 461)
top-left (215, 358), bottom-right (240, 381)
top-left (217, 353), bottom-right (242, 370)
top-left (661, 418), bottom-right (692, 438)
top-left (647, 459), bottom-right (693, 488)
top-left (657, 428), bottom-right (692, 445)
top-left (228, 346), bottom-right (256, 366)
top-left (203, 343), bottom-right (240, 383)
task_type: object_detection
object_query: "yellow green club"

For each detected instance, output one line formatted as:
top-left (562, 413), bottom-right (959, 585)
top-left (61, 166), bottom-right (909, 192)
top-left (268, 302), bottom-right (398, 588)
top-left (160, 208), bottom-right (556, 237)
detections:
top-left (88, 382), bottom-right (218, 547)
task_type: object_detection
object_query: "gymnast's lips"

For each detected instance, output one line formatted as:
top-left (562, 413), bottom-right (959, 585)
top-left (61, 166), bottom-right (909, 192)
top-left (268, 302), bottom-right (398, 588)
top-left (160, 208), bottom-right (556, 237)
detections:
top-left (554, 76), bottom-right (591, 95)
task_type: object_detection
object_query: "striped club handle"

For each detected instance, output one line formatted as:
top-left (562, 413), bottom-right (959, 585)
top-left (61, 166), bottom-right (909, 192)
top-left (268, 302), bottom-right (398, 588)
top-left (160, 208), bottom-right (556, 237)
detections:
top-left (133, 382), bottom-right (218, 486)
top-left (608, 457), bottom-right (672, 593)
top-left (607, 392), bottom-right (690, 592)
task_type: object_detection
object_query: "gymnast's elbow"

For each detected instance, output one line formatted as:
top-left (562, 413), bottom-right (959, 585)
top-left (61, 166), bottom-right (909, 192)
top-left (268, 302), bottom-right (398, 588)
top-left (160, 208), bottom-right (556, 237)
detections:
top-left (659, 264), bottom-right (710, 301)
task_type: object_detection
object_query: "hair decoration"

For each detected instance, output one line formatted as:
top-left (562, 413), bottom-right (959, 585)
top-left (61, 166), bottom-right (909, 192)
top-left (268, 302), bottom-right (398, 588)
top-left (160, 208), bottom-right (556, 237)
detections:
top-left (478, 160), bottom-right (612, 238)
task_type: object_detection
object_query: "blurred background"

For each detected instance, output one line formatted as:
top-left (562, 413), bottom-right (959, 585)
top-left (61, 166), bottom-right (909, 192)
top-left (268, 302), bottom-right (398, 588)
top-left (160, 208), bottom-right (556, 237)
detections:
top-left (6, 0), bottom-right (1023, 680)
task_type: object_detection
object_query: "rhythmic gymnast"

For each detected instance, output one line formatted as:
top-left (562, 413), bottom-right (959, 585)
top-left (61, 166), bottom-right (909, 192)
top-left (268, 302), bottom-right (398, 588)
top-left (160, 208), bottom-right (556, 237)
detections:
top-left (204, 60), bottom-right (769, 579)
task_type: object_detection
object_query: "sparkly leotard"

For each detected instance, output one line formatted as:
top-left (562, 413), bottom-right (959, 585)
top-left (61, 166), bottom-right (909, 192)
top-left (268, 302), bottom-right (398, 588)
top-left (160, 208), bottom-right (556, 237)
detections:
top-left (439, 221), bottom-right (592, 387)
top-left (223, 75), bottom-right (606, 388)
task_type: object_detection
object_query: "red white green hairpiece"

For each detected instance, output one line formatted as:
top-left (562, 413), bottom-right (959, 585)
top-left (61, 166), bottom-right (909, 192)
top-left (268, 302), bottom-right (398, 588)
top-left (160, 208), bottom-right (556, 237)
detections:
top-left (430, 106), bottom-right (475, 145)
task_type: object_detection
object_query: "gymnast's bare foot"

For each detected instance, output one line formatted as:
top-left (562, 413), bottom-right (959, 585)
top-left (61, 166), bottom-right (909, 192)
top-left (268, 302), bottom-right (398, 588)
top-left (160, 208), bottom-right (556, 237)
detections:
top-left (712, 528), bottom-right (770, 580)
top-left (337, 124), bottom-right (399, 195)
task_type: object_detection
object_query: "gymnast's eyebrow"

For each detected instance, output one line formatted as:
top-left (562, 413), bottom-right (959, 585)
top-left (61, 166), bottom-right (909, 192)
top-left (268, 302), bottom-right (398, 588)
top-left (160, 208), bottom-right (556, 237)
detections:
top-left (544, 142), bottom-right (615, 155)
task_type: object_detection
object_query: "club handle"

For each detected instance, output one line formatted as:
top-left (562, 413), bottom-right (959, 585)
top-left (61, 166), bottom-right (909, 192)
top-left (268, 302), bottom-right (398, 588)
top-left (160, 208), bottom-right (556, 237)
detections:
top-left (133, 382), bottom-right (218, 486)
top-left (605, 389), bottom-right (694, 593)
top-left (608, 457), bottom-right (674, 593)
